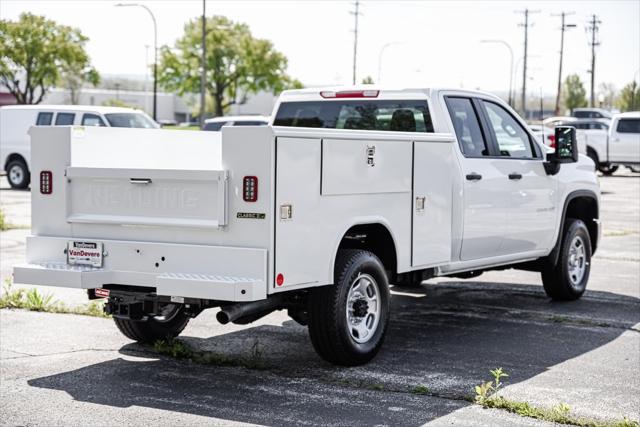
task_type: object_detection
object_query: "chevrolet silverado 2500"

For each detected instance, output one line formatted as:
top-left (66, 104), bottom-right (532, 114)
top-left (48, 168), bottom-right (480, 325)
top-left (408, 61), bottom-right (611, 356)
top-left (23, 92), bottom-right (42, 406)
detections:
top-left (13, 87), bottom-right (600, 366)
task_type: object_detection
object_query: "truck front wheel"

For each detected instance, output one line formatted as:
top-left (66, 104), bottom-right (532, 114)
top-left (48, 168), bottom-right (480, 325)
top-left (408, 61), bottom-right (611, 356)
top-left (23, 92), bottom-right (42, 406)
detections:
top-left (113, 303), bottom-right (190, 343)
top-left (541, 219), bottom-right (592, 301)
top-left (308, 250), bottom-right (390, 366)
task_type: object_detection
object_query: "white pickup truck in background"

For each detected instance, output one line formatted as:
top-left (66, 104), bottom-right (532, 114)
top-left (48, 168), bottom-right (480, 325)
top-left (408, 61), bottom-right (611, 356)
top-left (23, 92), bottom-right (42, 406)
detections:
top-left (580, 112), bottom-right (640, 175)
top-left (13, 87), bottom-right (600, 366)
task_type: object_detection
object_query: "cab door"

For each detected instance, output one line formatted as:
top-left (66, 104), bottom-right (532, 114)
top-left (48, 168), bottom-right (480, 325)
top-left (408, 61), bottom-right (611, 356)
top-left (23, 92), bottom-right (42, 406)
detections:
top-left (478, 100), bottom-right (558, 253)
top-left (610, 117), bottom-right (640, 162)
top-left (445, 96), bottom-right (508, 260)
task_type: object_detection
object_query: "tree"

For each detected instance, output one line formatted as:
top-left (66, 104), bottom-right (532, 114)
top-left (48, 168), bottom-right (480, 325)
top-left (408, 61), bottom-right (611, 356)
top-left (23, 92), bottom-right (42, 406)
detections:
top-left (0, 13), bottom-right (99, 104)
top-left (597, 82), bottom-right (617, 109)
top-left (562, 74), bottom-right (588, 112)
top-left (616, 81), bottom-right (640, 112)
top-left (61, 67), bottom-right (100, 104)
top-left (158, 16), bottom-right (301, 117)
top-left (361, 76), bottom-right (375, 84)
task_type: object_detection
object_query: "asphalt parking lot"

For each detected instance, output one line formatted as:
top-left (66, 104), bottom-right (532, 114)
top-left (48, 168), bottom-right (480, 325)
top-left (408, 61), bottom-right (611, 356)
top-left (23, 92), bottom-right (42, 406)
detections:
top-left (1, 172), bottom-right (639, 426)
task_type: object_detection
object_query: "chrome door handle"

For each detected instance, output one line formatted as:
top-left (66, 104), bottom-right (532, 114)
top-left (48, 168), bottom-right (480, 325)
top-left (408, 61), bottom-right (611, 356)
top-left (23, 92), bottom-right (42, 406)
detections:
top-left (130, 178), bottom-right (152, 185)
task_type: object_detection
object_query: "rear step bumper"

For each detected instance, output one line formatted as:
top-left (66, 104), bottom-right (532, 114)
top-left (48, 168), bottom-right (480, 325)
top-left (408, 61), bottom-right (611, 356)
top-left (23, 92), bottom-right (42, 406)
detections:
top-left (13, 236), bottom-right (268, 302)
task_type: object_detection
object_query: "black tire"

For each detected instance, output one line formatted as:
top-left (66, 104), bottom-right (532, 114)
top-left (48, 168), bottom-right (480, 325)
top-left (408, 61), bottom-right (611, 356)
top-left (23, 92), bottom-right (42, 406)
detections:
top-left (113, 304), bottom-right (190, 343)
top-left (6, 159), bottom-right (30, 189)
top-left (541, 219), bottom-right (592, 301)
top-left (307, 249), bottom-right (390, 366)
top-left (598, 164), bottom-right (618, 176)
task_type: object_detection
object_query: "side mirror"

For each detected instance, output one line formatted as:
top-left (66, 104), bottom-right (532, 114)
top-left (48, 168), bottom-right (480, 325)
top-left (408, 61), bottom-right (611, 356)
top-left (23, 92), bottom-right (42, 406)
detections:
top-left (552, 126), bottom-right (579, 163)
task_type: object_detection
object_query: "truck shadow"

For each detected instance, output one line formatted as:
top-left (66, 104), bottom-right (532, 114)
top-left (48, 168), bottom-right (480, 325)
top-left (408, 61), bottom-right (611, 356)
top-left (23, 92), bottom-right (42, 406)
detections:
top-left (28, 281), bottom-right (640, 426)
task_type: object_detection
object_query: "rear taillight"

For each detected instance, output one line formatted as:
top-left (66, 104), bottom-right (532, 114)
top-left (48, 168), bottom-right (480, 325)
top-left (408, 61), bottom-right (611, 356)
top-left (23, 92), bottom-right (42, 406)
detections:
top-left (243, 176), bottom-right (258, 202)
top-left (548, 134), bottom-right (556, 149)
top-left (40, 171), bottom-right (52, 194)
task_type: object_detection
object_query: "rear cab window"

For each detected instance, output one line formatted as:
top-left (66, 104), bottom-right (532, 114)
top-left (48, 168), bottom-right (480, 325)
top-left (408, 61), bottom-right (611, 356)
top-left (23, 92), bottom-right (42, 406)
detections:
top-left (54, 113), bottom-right (75, 125)
top-left (274, 100), bottom-right (434, 133)
top-left (36, 112), bottom-right (53, 126)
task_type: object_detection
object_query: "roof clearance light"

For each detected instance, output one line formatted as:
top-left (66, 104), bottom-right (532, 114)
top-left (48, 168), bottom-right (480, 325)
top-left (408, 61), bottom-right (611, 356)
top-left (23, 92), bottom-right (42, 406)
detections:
top-left (320, 90), bottom-right (379, 99)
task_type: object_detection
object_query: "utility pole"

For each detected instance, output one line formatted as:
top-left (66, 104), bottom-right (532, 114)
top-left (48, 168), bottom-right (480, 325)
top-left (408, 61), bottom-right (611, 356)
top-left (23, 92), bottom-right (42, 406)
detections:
top-left (351, 0), bottom-right (361, 85)
top-left (516, 9), bottom-right (539, 118)
top-left (587, 14), bottom-right (602, 108)
top-left (200, 0), bottom-right (206, 127)
top-left (552, 12), bottom-right (576, 115)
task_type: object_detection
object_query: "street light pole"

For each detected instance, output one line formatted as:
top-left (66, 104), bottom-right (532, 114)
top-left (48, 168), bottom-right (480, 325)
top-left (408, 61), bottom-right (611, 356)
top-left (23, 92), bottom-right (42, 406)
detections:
top-left (480, 40), bottom-right (514, 107)
top-left (115, 3), bottom-right (158, 121)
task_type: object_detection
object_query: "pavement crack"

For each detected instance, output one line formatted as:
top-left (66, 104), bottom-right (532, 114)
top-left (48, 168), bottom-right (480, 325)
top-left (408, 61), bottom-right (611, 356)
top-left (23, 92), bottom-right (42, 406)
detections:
top-left (1, 347), bottom-right (151, 360)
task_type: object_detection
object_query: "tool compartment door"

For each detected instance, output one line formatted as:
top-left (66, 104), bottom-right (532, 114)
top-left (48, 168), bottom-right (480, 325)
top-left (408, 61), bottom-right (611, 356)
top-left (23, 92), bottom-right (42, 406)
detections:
top-left (412, 141), bottom-right (453, 267)
top-left (274, 137), bottom-right (323, 288)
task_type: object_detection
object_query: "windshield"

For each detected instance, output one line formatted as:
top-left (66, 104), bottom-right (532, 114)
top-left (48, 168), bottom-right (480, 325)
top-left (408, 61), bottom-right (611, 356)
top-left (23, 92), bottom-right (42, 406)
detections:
top-left (274, 100), bottom-right (434, 132)
top-left (105, 113), bottom-right (159, 128)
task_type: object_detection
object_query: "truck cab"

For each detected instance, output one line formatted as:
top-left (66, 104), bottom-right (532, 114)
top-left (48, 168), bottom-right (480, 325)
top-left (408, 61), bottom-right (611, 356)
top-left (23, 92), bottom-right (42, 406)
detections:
top-left (13, 87), bottom-right (600, 366)
top-left (583, 112), bottom-right (640, 174)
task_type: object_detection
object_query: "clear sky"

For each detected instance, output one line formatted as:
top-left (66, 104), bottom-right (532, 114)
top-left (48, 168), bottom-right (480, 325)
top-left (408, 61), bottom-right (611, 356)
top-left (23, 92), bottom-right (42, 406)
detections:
top-left (2, 0), bottom-right (639, 98)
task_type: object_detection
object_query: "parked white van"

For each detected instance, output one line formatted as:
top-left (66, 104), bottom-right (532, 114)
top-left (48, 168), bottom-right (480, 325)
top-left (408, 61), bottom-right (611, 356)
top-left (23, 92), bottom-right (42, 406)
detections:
top-left (0, 105), bottom-right (158, 188)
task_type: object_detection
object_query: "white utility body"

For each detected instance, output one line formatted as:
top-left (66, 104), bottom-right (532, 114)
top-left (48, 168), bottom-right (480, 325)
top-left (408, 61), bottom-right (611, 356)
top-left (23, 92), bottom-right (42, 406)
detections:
top-left (14, 87), bottom-right (601, 365)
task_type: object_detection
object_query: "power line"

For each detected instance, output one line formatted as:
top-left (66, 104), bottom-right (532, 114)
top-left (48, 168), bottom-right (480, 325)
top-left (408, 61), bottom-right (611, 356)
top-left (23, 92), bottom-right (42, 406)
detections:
top-left (350, 0), bottom-right (362, 85)
top-left (516, 9), bottom-right (539, 116)
top-left (587, 14), bottom-right (602, 107)
top-left (552, 12), bottom-right (576, 115)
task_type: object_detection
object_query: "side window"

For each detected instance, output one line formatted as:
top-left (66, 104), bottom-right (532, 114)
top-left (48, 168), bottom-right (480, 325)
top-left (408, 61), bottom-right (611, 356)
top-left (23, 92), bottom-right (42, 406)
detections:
top-left (203, 121), bottom-right (227, 131)
top-left (81, 113), bottom-right (106, 127)
top-left (482, 101), bottom-right (534, 159)
top-left (616, 118), bottom-right (640, 134)
top-left (36, 112), bottom-right (53, 125)
top-left (445, 97), bottom-right (489, 157)
top-left (54, 113), bottom-right (75, 125)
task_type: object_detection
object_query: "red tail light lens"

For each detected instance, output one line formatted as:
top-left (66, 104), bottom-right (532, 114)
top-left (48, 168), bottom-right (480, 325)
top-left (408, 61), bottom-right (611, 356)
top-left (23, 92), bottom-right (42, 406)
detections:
top-left (40, 171), bottom-right (52, 194)
top-left (548, 134), bottom-right (556, 149)
top-left (243, 176), bottom-right (258, 202)
top-left (320, 90), bottom-right (379, 99)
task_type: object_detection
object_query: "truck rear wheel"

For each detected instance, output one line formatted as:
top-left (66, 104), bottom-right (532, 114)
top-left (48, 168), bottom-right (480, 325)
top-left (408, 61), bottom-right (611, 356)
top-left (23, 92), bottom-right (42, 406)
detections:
top-left (6, 159), bottom-right (30, 189)
top-left (307, 249), bottom-right (390, 366)
top-left (541, 219), bottom-right (591, 301)
top-left (113, 303), bottom-right (190, 343)
top-left (598, 164), bottom-right (618, 175)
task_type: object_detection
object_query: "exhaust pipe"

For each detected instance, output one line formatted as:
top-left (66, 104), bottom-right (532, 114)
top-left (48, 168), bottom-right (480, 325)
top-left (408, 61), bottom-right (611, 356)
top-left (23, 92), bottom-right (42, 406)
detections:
top-left (216, 295), bottom-right (285, 325)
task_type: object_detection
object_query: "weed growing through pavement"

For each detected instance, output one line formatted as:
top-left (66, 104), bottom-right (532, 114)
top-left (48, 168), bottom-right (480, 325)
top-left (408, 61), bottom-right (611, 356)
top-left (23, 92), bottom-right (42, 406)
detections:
top-left (410, 385), bottom-right (430, 395)
top-left (0, 279), bottom-right (109, 317)
top-left (152, 337), bottom-right (268, 370)
top-left (474, 368), bottom-right (638, 427)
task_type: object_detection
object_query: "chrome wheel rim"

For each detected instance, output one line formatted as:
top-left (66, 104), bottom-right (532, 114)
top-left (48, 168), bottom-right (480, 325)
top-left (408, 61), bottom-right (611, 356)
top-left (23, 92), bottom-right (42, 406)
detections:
top-left (346, 273), bottom-right (381, 344)
top-left (567, 235), bottom-right (587, 286)
top-left (9, 164), bottom-right (23, 185)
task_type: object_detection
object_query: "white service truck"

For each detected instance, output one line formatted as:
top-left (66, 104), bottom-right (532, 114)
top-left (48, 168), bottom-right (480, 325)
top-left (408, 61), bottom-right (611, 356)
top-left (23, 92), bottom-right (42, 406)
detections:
top-left (583, 112), bottom-right (640, 175)
top-left (14, 87), bottom-right (600, 366)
